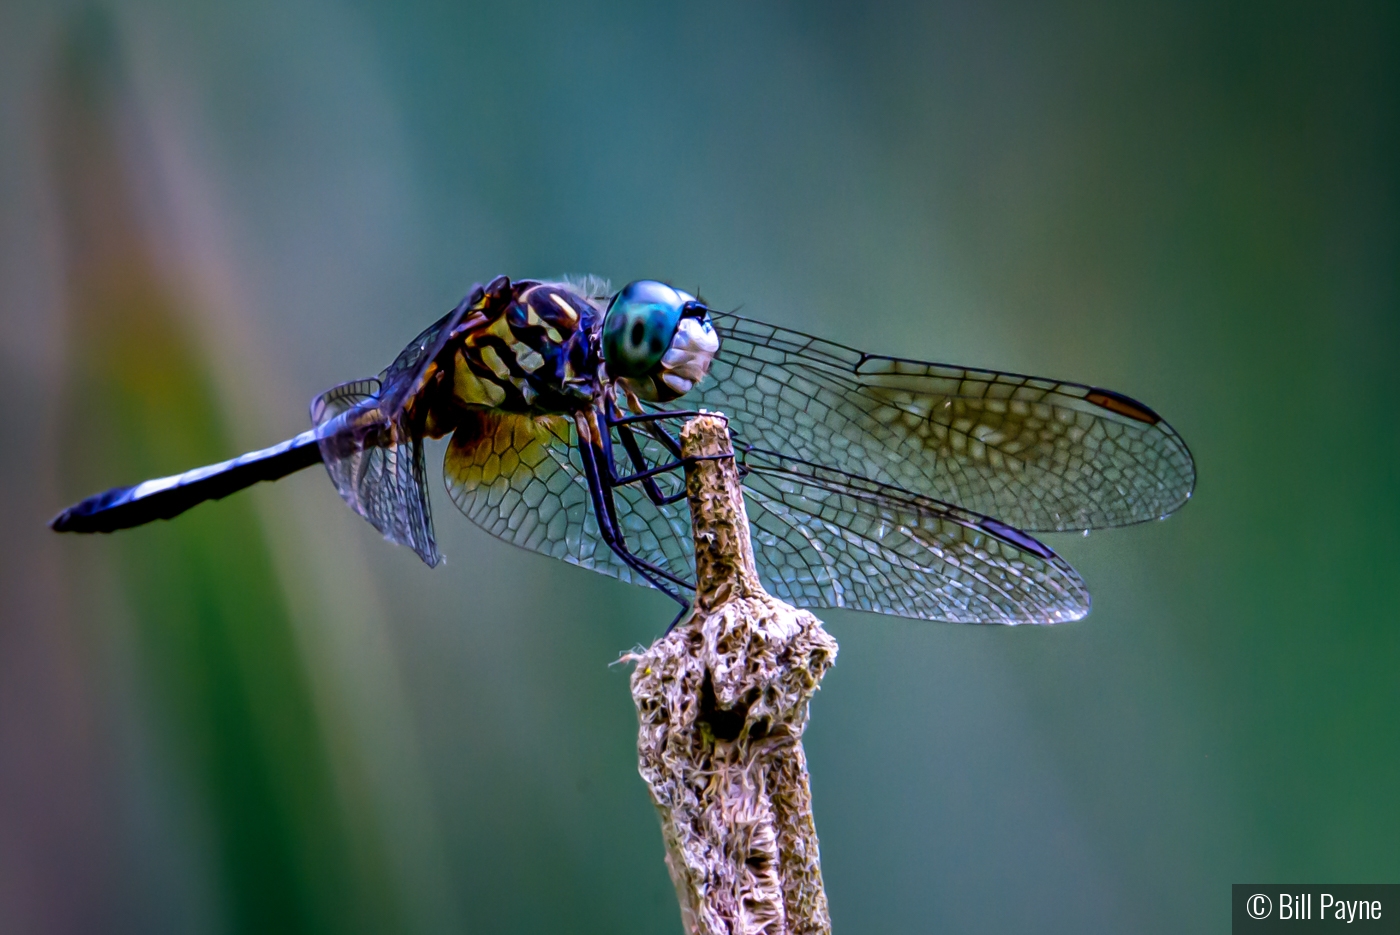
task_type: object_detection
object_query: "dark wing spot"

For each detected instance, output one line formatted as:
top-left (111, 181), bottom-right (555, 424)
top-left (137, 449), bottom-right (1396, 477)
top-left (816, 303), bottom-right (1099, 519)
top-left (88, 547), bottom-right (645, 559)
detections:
top-left (650, 336), bottom-right (664, 354)
top-left (1086, 388), bottom-right (1161, 425)
top-left (978, 517), bottom-right (1056, 560)
top-left (630, 320), bottom-right (645, 347)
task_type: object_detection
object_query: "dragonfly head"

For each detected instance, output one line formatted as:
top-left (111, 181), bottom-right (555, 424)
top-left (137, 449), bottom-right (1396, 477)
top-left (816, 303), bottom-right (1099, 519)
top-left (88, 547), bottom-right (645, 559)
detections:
top-left (602, 280), bottom-right (719, 402)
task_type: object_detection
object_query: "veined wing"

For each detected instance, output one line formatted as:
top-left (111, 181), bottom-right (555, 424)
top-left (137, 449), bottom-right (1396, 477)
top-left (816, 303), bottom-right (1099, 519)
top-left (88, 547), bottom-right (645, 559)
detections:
top-left (311, 378), bottom-right (440, 566)
top-left (738, 447), bottom-right (1089, 623)
top-left (376, 280), bottom-right (493, 408)
top-left (442, 411), bottom-right (696, 588)
top-left (442, 412), bottom-right (1085, 623)
top-left (694, 313), bottom-right (1196, 533)
top-left (307, 282), bottom-right (496, 566)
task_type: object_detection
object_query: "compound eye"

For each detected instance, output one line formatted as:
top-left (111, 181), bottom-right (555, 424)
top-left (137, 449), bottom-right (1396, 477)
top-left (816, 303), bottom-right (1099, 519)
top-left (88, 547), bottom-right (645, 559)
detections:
top-left (602, 280), bottom-right (685, 377)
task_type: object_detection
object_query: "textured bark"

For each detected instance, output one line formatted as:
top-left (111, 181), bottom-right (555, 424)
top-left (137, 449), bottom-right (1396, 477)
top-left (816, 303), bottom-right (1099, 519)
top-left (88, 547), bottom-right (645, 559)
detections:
top-left (627, 414), bottom-right (837, 935)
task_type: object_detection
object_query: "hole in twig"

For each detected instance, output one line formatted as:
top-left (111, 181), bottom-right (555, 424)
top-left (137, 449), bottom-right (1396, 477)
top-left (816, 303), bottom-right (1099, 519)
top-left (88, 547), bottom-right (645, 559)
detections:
top-left (698, 670), bottom-right (752, 742)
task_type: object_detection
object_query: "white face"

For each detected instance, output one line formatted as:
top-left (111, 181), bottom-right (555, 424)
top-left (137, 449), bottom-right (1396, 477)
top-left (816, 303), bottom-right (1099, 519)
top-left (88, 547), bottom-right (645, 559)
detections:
top-left (603, 280), bottom-right (722, 403)
top-left (656, 314), bottom-right (720, 397)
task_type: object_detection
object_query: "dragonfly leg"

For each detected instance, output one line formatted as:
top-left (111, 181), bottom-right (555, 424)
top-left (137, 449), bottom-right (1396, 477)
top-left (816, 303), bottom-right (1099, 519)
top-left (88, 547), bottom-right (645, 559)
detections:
top-left (603, 417), bottom-right (729, 508)
top-left (585, 416), bottom-right (695, 592)
top-left (612, 446), bottom-right (728, 494)
top-left (608, 409), bottom-right (686, 458)
top-left (575, 425), bottom-right (694, 623)
top-left (606, 409), bottom-right (706, 429)
top-left (633, 423), bottom-right (712, 509)
top-left (639, 420), bottom-right (683, 460)
top-left (611, 425), bottom-right (686, 505)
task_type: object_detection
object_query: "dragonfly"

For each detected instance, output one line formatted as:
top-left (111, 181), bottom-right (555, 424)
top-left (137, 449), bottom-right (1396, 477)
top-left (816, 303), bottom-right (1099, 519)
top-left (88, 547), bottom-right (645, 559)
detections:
top-left (51, 275), bottom-right (1195, 626)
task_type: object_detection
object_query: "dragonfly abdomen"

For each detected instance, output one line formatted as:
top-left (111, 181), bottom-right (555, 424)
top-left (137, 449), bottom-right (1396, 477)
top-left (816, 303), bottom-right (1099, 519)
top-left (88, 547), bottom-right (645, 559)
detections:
top-left (50, 431), bottom-right (323, 533)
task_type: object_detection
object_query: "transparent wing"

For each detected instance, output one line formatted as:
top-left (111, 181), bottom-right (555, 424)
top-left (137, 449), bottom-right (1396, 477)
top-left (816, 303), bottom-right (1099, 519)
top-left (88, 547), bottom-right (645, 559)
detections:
top-left (441, 411), bottom-right (695, 587)
top-left (441, 411), bottom-right (1084, 623)
top-left (314, 378), bottom-right (382, 419)
top-left (376, 277), bottom-right (502, 405)
top-left (311, 378), bottom-right (440, 567)
top-left (692, 313), bottom-right (1196, 532)
top-left (378, 311), bottom-right (457, 401)
top-left (304, 284), bottom-right (488, 567)
top-left (738, 448), bottom-right (1089, 623)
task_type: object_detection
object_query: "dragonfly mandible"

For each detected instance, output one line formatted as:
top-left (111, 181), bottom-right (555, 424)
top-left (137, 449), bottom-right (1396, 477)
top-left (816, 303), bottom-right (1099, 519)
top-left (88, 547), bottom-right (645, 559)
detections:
top-left (51, 275), bottom-right (1196, 625)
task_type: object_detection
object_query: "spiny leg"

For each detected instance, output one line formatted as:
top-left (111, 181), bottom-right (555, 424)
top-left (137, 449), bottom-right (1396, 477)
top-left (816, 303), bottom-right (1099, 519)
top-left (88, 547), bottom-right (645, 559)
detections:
top-left (575, 420), bottom-right (693, 627)
top-left (603, 409), bottom-right (724, 507)
top-left (590, 408), bottom-right (737, 631)
top-left (583, 443), bottom-right (694, 630)
top-left (617, 411), bottom-right (751, 480)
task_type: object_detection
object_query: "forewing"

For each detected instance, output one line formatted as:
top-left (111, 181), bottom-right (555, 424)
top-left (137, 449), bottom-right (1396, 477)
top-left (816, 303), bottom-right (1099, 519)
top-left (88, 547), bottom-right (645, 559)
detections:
top-left (442, 412), bottom-right (695, 588)
top-left (302, 282), bottom-right (503, 567)
top-left (739, 449), bottom-right (1090, 623)
top-left (695, 313), bottom-right (1196, 532)
top-left (377, 289), bottom-right (480, 410)
top-left (310, 380), bottom-right (440, 566)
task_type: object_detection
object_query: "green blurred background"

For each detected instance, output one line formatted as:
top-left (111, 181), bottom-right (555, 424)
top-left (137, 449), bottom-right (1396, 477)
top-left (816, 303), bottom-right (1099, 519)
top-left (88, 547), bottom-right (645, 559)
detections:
top-left (1, 2), bottom-right (1395, 933)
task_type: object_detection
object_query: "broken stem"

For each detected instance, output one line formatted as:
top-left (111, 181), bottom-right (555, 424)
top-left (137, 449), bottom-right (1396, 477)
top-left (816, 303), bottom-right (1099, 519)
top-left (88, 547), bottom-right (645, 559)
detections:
top-left (627, 413), bottom-right (838, 935)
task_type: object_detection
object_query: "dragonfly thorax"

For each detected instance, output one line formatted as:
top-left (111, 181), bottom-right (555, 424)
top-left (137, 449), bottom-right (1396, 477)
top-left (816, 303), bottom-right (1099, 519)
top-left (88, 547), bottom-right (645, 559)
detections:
top-left (447, 280), bottom-right (604, 415)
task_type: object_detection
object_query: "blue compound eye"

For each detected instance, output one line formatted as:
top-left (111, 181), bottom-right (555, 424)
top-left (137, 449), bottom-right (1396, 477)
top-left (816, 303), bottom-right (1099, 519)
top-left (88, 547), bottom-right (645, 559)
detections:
top-left (602, 280), bottom-right (687, 378)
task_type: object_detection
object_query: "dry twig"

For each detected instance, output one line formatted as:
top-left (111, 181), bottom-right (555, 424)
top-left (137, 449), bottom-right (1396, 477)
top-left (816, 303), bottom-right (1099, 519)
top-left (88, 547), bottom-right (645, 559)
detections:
top-left (626, 414), bottom-right (838, 935)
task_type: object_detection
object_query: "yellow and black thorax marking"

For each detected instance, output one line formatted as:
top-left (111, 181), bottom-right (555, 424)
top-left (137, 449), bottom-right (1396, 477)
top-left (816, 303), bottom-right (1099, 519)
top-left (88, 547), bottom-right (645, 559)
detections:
top-left (447, 280), bottom-right (603, 416)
